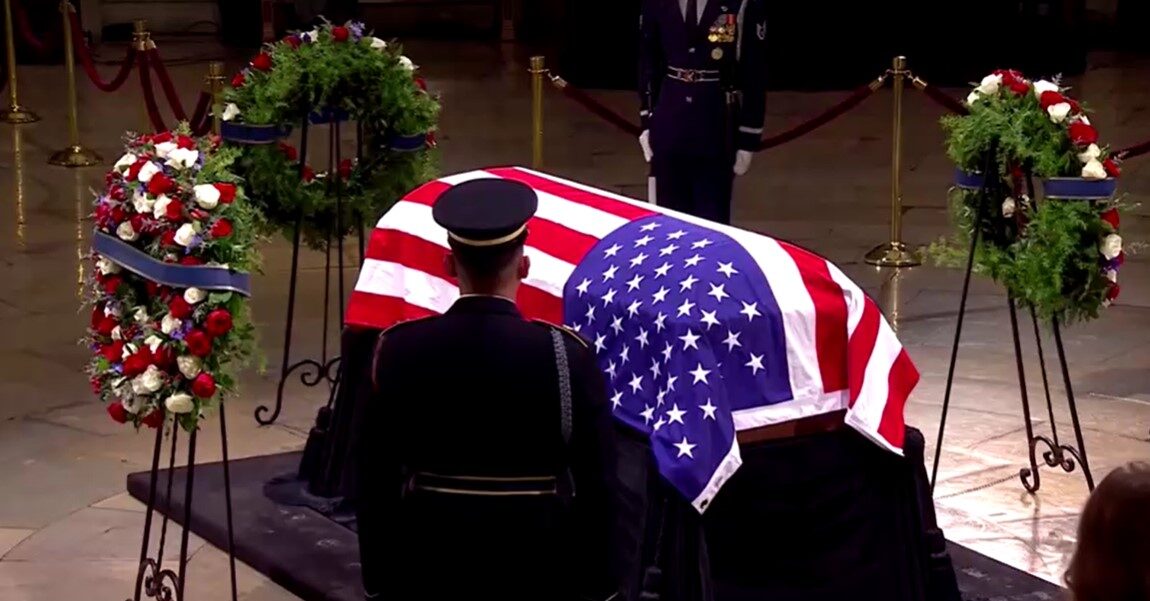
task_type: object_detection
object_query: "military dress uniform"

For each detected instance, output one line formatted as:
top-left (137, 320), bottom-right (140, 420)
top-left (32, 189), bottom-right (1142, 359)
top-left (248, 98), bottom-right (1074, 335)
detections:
top-left (639, 0), bottom-right (768, 225)
top-left (354, 180), bottom-right (622, 601)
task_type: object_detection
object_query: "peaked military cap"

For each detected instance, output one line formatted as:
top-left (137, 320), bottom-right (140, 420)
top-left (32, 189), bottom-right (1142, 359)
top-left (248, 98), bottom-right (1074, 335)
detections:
top-left (432, 179), bottom-right (538, 248)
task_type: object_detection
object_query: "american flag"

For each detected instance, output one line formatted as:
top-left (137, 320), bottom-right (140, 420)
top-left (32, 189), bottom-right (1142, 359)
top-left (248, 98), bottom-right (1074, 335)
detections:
top-left (347, 167), bottom-right (918, 510)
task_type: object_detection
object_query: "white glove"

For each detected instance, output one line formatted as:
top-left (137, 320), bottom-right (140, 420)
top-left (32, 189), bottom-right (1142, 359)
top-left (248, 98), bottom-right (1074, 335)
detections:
top-left (733, 150), bottom-right (753, 176)
top-left (639, 130), bottom-right (653, 163)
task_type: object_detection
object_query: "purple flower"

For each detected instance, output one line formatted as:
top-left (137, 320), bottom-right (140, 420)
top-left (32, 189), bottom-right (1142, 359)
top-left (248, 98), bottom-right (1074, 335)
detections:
top-left (112, 364), bottom-right (124, 374)
top-left (348, 22), bottom-right (365, 41)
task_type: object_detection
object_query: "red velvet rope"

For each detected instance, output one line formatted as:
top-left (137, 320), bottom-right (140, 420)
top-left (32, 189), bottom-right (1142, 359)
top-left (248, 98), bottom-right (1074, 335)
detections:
top-left (144, 47), bottom-right (188, 121)
top-left (916, 84), bottom-right (969, 116)
top-left (138, 51), bottom-right (168, 132)
top-left (68, 11), bottom-right (136, 92)
top-left (189, 92), bottom-right (213, 136)
top-left (12, 0), bottom-right (58, 55)
top-left (1115, 140), bottom-right (1150, 160)
top-left (757, 83), bottom-right (879, 151)
top-left (556, 84), bottom-right (644, 137)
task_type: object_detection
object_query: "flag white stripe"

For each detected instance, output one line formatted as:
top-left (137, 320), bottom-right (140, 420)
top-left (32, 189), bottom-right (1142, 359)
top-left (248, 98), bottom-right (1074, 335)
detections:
top-left (356, 259), bottom-right (458, 314)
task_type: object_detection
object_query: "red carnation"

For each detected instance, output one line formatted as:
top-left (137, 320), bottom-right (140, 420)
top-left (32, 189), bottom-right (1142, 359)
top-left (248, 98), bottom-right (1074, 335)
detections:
top-left (152, 132), bottom-right (173, 144)
top-left (179, 256), bottom-right (204, 266)
top-left (160, 229), bottom-right (177, 247)
top-left (1008, 79), bottom-right (1030, 95)
top-left (283, 35), bottom-right (302, 49)
top-left (1069, 122), bottom-right (1098, 146)
top-left (110, 186), bottom-right (127, 201)
top-left (215, 182), bottom-right (237, 203)
top-left (95, 316), bottom-right (116, 337)
top-left (142, 409), bottom-right (164, 428)
top-left (127, 159), bottom-right (148, 181)
top-left (153, 344), bottom-right (176, 370)
top-left (190, 208), bottom-right (210, 222)
top-left (251, 52), bottom-right (273, 71)
top-left (130, 214), bottom-right (148, 235)
top-left (185, 330), bottom-right (213, 357)
top-left (107, 402), bottom-right (128, 424)
top-left (177, 135), bottom-right (196, 150)
top-left (338, 159), bottom-right (353, 180)
top-left (168, 296), bottom-right (193, 319)
top-left (204, 309), bottom-right (234, 337)
top-left (210, 219), bottom-right (233, 239)
top-left (122, 351), bottom-right (152, 378)
top-left (231, 72), bottom-right (246, 88)
top-left (1067, 99), bottom-right (1082, 114)
top-left (1106, 282), bottom-right (1120, 303)
top-left (111, 206), bottom-right (127, 224)
top-left (1101, 208), bottom-right (1120, 230)
top-left (302, 166), bottom-right (315, 182)
top-left (100, 340), bottom-right (125, 363)
top-left (103, 276), bottom-right (123, 295)
top-left (91, 304), bottom-right (105, 328)
top-left (1103, 158), bottom-right (1121, 178)
top-left (331, 26), bottom-right (349, 42)
top-left (279, 142), bottom-right (298, 162)
top-left (1038, 91), bottom-right (1066, 109)
top-left (191, 373), bottom-right (217, 398)
top-left (147, 173), bottom-right (175, 196)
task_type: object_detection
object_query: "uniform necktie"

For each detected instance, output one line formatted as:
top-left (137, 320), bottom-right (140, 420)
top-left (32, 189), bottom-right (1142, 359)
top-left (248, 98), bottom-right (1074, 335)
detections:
top-left (685, 0), bottom-right (698, 25)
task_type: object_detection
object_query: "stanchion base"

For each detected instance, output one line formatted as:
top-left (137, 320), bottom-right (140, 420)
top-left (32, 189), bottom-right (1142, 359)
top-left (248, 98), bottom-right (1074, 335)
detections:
top-left (48, 145), bottom-right (103, 167)
top-left (0, 106), bottom-right (41, 124)
top-left (865, 242), bottom-right (921, 268)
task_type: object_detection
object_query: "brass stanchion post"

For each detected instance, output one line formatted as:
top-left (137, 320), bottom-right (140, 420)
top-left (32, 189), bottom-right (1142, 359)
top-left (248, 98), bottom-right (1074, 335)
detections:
top-left (50, 1), bottom-right (102, 166)
top-left (133, 19), bottom-right (152, 132)
top-left (865, 56), bottom-right (920, 268)
top-left (207, 61), bottom-right (225, 135)
top-left (1, 0), bottom-right (41, 124)
top-left (529, 56), bottom-right (546, 169)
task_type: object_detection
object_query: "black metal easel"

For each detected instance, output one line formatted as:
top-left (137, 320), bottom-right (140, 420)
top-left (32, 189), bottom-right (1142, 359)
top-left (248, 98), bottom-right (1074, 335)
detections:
top-left (928, 150), bottom-right (1096, 495)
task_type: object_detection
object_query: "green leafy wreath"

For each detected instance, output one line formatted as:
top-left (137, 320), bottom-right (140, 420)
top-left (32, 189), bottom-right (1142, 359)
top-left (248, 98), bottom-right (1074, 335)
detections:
top-left (220, 20), bottom-right (439, 249)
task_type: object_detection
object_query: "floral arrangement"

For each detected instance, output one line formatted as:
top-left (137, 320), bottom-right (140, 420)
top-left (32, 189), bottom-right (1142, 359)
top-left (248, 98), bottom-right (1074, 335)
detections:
top-left (84, 128), bottom-right (259, 431)
top-left (927, 70), bottom-right (1134, 324)
top-left (219, 19), bottom-right (439, 249)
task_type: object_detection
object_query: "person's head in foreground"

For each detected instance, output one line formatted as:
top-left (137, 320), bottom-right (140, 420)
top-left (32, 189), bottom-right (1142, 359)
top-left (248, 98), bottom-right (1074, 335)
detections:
top-left (1065, 461), bottom-right (1150, 601)
top-left (432, 179), bottom-right (538, 299)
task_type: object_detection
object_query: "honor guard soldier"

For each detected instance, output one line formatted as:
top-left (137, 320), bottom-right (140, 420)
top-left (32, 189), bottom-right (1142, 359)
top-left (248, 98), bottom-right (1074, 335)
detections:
top-left (354, 179), bottom-right (623, 601)
top-left (638, 0), bottom-right (768, 225)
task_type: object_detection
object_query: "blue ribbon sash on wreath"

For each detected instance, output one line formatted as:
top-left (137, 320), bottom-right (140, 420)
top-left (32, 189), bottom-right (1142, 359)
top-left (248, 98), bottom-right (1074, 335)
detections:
top-left (92, 232), bottom-right (252, 297)
top-left (1041, 177), bottom-right (1118, 200)
top-left (220, 122), bottom-right (293, 145)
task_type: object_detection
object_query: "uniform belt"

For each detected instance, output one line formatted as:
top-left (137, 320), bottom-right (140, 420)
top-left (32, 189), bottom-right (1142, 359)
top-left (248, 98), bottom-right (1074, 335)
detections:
top-left (667, 66), bottom-right (721, 83)
top-left (409, 472), bottom-right (558, 497)
top-left (736, 410), bottom-right (848, 446)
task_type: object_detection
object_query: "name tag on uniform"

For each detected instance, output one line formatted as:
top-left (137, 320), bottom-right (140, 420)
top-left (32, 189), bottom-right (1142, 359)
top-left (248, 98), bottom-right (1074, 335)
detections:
top-left (707, 13), bottom-right (737, 44)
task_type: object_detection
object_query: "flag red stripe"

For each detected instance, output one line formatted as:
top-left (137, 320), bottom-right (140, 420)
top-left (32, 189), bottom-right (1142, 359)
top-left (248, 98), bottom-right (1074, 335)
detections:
top-left (846, 299), bottom-right (881, 407)
top-left (878, 349), bottom-right (918, 448)
top-left (401, 179), bottom-right (453, 207)
top-left (346, 290), bottom-right (436, 329)
top-left (486, 168), bottom-right (657, 221)
top-left (779, 244), bottom-right (849, 393)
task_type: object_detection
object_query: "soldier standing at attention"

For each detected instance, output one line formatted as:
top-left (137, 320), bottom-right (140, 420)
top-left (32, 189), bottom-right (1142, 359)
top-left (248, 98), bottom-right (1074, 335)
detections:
top-left (639, 0), bottom-right (769, 225)
top-left (354, 179), bottom-right (623, 601)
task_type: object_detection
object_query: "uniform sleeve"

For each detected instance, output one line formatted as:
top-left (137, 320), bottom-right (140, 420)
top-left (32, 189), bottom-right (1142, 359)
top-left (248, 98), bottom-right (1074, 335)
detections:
top-left (355, 333), bottom-right (404, 600)
top-left (736, 0), bottom-right (768, 151)
top-left (568, 340), bottom-right (624, 599)
top-left (638, 0), bottom-right (663, 131)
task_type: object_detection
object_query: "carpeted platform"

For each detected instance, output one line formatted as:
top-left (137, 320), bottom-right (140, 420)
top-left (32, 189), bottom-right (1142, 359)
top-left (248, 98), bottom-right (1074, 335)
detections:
top-left (127, 452), bottom-right (1065, 601)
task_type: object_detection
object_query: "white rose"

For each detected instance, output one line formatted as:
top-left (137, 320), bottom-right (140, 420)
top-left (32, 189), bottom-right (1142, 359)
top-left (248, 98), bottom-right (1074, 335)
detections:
top-left (144, 335), bottom-right (164, 352)
top-left (1077, 143), bottom-right (1101, 163)
top-left (1077, 115), bottom-right (1091, 126)
top-left (1101, 234), bottom-right (1123, 260)
top-left (370, 37), bottom-right (387, 50)
top-left (397, 55), bottom-right (415, 71)
top-left (161, 313), bottom-right (183, 335)
top-left (132, 189), bottom-right (155, 215)
top-left (154, 141), bottom-right (178, 159)
top-left (132, 365), bottom-right (164, 395)
top-left (96, 257), bottom-right (120, 275)
top-left (105, 304), bottom-right (122, 318)
top-left (111, 326), bottom-right (123, 341)
top-left (1105, 269), bottom-right (1118, 283)
top-left (965, 91), bottom-right (981, 106)
top-left (177, 355), bottom-right (202, 379)
top-left (116, 221), bottom-right (138, 242)
top-left (1047, 102), bottom-right (1072, 124)
top-left (183, 287), bottom-right (207, 305)
top-left (1033, 79), bottom-right (1060, 97)
top-left (1002, 197), bottom-right (1016, 218)
top-left (173, 223), bottom-right (197, 247)
top-left (152, 194), bottom-right (173, 220)
top-left (165, 393), bottom-right (195, 414)
top-left (114, 152), bottom-right (137, 173)
top-left (121, 397), bottom-right (142, 415)
top-left (221, 103), bottom-right (241, 122)
top-left (166, 147), bottom-right (200, 170)
top-left (133, 306), bottom-right (149, 324)
top-left (121, 343), bottom-right (137, 360)
top-left (1081, 158), bottom-right (1107, 180)
top-left (307, 28), bottom-right (321, 41)
top-left (975, 73), bottom-right (1002, 95)
top-left (193, 184), bottom-right (221, 210)
top-left (136, 161), bottom-right (161, 183)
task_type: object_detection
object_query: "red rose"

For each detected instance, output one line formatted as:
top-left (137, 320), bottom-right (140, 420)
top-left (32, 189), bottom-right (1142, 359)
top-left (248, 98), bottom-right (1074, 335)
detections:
top-left (130, 214), bottom-right (148, 235)
top-left (279, 143), bottom-right (298, 162)
top-left (145, 282), bottom-right (160, 298)
top-left (152, 131), bottom-right (173, 144)
top-left (1106, 282), bottom-right (1120, 303)
top-left (214, 182), bottom-right (237, 203)
top-left (338, 159), bottom-right (353, 180)
top-left (204, 309), bottom-right (234, 337)
top-left (107, 402), bottom-right (128, 424)
top-left (251, 52), bottom-right (273, 71)
top-left (331, 26), bottom-right (349, 42)
top-left (147, 173), bottom-right (175, 196)
top-left (1103, 158), bottom-right (1121, 178)
top-left (103, 276), bottom-right (123, 295)
top-left (185, 330), bottom-right (213, 357)
top-left (179, 256), bottom-right (204, 266)
top-left (190, 208), bottom-right (210, 222)
top-left (142, 409), bottom-right (164, 428)
top-left (127, 159), bottom-right (148, 181)
top-left (95, 316), bottom-right (117, 336)
top-left (302, 166), bottom-right (315, 182)
top-left (91, 304), bottom-right (106, 327)
top-left (1038, 91), bottom-right (1065, 109)
top-left (122, 351), bottom-right (152, 378)
top-left (111, 206), bottom-right (127, 224)
top-left (110, 186), bottom-right (127, 201)
top-left (177, 135), bottom-right (196, 149)
top-left (1068, 99), bottom-right (1082, 114)
top-left (231, 72), bottom-right (246, 88)
top-left (153, 344), bottom-right (176, 370)
top-left (283, 35), bottom-right (302, 49)
top-left (210, 219), bottom-right (233, 239)
top-left (414, 75), bottom-right (427, 91)
top-left (100, 340), bottom-right (125, 362)
top-left (160, 229), bottom-right (177, 247)
top-left (1100, 208), bottom-right (1120, 230)
top-left (191, 373), bottom-right (217, 398)
top-left (1069, 122), bottom-right (1098, 146)
top-left (1008, 79), bottom-right (1030, 95)
top-left (168, 296), bottom-right (193, 319)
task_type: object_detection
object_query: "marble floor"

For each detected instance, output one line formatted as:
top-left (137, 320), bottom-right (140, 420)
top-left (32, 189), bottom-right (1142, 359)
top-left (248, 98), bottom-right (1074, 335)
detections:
top-left (1, 37), bottom-right (1148, 600)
